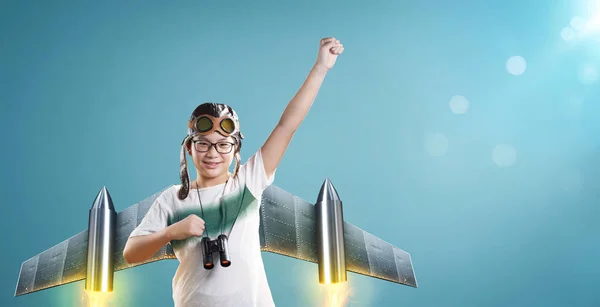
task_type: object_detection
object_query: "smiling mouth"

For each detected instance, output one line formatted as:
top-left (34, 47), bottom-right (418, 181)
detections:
top-left (203, 161), bottom-right (221, 168)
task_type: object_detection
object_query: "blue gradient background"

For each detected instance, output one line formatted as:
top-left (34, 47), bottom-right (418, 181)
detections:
top-left (2, 1), bottom-right (600, 306)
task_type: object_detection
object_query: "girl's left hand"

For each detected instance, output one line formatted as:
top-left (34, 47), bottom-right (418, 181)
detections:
top-left (315, 37), bottom-right (344, 71)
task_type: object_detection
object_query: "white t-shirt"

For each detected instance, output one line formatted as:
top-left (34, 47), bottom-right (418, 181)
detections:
top-left (129, 149), bottom-right (276, 307)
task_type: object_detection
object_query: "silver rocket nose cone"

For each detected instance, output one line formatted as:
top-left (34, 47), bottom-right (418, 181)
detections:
top-left (317, 178), bottom-right (341, 203)
top-left (91, 186), bottom-right (115, 211)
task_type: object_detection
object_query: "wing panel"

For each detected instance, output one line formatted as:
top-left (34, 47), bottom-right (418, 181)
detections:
top-left (363, 232), bottom-right (399, 282)
top-left (15, 255), bottom-right (39, 296)
top-left (113, 202), bottom-right (138, 271)
top-left (33, 240), bottom-right (69, 291)
top-left (393, 247), bottom-right (418, 286)
top-left (294, 196), bottom-right (318, 263)
top-left (135, 191), bottom-right (158, 224)
top-left (61, 230), bottom-right (88, 284)
top-left (260, 186), bottom-right (298, 258)
top-left (343, 223), bottom-right (371, 276)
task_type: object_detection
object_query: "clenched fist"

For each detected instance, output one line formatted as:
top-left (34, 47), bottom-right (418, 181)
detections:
top-left (166, 214), bottom-right (206, 240)
top-left (315, 37), bottom-right (344, 71)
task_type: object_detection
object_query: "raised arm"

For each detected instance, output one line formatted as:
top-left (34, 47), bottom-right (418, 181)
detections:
top-left (260, 37), bottom-right (344, 178)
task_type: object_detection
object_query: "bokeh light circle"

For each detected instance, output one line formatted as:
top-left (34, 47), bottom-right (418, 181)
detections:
top-left (449, 95), bottom-right (469, 114)
top-left (506, 56), bottom-right (527, 76)
top-left (492, 144), bottom-right (517, 167)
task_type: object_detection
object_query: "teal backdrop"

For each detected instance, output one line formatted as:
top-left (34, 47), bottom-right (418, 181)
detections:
top-left (2, 0), bottom-right (599, 306)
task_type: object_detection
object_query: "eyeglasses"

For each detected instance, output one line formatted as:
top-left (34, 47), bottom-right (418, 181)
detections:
top-left (188, 115), bottom-right (239, 137)
top-left (192, 140), bottom-right (235, 153)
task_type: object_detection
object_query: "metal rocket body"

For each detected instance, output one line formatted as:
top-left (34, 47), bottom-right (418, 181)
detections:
top-left (85, 186), bottom-right (117, 292)
top-left (315, 178), bottom-right (347, 284)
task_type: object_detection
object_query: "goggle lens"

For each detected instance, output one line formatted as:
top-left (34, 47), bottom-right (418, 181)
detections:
top-left (195, 117), bottom-right (213, 132)
top-left (220, 118), bottom-right (235, 134)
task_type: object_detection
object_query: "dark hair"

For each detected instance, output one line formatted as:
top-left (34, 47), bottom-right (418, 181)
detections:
top-left (177, 102), bottom-right (244, 200)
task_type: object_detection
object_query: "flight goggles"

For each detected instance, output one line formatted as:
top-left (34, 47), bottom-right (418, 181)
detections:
top-left (187, 115), bottom-right (239, 137)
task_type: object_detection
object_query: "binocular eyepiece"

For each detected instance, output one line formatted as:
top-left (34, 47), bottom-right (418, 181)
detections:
top-left (201, 234), bottom-right (231, 270)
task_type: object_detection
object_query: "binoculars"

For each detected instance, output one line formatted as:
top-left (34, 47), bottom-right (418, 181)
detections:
top-left (201, 234), bottom-right (231, 270)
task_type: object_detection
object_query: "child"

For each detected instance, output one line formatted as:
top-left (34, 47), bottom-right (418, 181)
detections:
top-left (123, 37), bottom-right (344, 306)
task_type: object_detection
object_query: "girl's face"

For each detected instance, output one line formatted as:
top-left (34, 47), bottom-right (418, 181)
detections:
top-left (188, 131), bottom-right (236, 181)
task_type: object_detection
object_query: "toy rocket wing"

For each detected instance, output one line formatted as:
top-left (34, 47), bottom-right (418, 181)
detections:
top-left (14, 188), bottom-right (176, 297)
top-left (259, 185), bottom-right (418, 288)
top-left (15, 183), bottom-right (417, 297)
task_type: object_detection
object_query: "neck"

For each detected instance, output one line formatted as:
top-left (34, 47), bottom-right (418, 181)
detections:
top-left (194, 173), bottom-right (230, 189)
